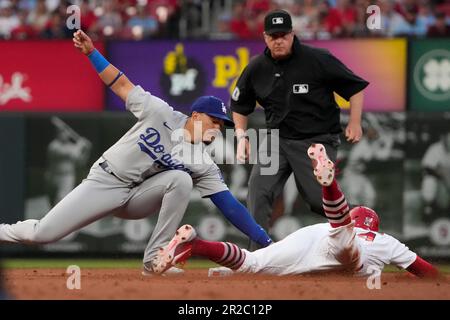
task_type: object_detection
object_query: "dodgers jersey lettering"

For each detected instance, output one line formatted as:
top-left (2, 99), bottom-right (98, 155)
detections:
top-left (102, 85), bottom-right (228, 197)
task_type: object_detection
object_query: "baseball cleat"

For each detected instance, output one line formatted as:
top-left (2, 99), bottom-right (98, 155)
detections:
top-left (307, 143), bottom-right (335, 186)
top-left (152, 224), bottom-right (197, 274)
top-left (141, 266), bottom-right (185, 277)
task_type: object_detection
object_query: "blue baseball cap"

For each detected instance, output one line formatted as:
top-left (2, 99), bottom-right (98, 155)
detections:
top-left (190, 96), bottom-right (235, 127)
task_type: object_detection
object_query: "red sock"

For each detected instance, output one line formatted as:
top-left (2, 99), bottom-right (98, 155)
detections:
top-left (323, 179), bottom-right (351, 228)
top-left (192, 239), bottom-right (246, 270)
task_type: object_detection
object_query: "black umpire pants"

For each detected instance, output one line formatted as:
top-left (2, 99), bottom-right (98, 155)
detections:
top-left (247, 132), bottom-right (340, 250)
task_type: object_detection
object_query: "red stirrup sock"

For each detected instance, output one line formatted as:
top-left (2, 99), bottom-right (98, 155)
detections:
top-left (322, 179), bottom-right (351, 228)
top-left (192, 239), bottom-right (246, 270)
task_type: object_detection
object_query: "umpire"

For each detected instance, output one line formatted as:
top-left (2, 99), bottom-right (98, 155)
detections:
top-left (231, 9), bottom-right (369, 248)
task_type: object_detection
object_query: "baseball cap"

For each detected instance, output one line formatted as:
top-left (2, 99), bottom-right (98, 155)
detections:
top-left (264, 9), bottom-right (292, 35)
top-left (190, 96), bottom-right (234, 127)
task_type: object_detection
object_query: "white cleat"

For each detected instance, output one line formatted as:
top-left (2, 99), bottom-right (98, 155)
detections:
top-left (152, 224), bottom-right (197, 274)
top-left (141, 266), bottom-right (185, 277)
top-left (307, 143), bottom-right (335, 186)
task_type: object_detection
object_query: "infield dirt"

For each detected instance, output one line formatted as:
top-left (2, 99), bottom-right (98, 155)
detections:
top-left (3, 269), bottom-right (449, 300)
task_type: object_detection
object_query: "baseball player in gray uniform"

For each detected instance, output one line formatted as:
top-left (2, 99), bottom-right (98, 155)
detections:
top-left (0, 30), bottom-right (272, 274)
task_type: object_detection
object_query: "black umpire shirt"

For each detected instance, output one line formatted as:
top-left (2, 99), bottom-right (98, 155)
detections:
top-left (231, 36), bottom-right (369, 140)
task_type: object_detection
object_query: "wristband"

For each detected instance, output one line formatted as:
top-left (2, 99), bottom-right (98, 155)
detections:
top-left (88, 49), bottom-right (110, 73)
top-left (108, 71), bottom-right (124, 87)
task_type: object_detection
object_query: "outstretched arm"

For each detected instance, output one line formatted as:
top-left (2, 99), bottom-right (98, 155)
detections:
top-left (406, 255), bottom-right (440, 278)
top-left (73, 30), bottom-right (134, 102)
top-left (210, 190), bottom-right (272, 247)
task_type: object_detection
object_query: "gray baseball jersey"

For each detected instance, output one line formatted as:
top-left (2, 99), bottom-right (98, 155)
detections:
top-left (103, 85), bottom-right (228, 197)
top-left (0, 85), bottom-right (228, 268)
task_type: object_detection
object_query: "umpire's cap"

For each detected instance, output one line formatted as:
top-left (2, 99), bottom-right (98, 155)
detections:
top-left (264, 9), bottom-right (292, 35)
top-left (191, 96), bottom-right (234, 127)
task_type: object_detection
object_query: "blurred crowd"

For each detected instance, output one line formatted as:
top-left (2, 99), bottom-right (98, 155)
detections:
top-left (0, 0), bottom-right (449, 41)
top-left (222, 0), bottom-right (450, 39)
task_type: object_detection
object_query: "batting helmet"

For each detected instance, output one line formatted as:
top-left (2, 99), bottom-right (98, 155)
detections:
top-left (350, 206), bottom-right (380, 232)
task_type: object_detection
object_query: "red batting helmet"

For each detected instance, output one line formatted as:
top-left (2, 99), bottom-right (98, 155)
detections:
top-left (350, 206), bottom-right (380, 232)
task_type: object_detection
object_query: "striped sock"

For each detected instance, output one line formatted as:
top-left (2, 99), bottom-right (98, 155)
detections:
top-left (322, 179), bottom-right (351, 228)
top-left (192, 239), bottom-right (246, 270)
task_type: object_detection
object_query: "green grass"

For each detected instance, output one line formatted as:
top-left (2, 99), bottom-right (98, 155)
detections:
top-left (3, 259), bottom-right (449, 274)
top-left (2, 259), bottom-right (217, 269)
top-left (437, 265), bottom-right (450, 274)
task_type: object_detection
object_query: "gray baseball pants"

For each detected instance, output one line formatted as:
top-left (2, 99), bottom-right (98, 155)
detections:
top-left (247, 133), bottom-right (340, 248)
top-left (0, 160), bottom-right (193, 268)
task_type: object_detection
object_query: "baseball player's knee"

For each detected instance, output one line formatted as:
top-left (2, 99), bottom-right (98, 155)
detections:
top-left (329, 225), bottom-right (361, 270)
top-left (336, 246), bottom-right (361, 271)
top-left (248, 172), bottom-right (260, 187)
top-left (248, 175), bottom-right (270, 197)
top-left (305, 193), bottom-right (324, 215)
top-left (310, 203), bottom-right (324, 215)
top-left (25, 221), bottom-right (63, 244)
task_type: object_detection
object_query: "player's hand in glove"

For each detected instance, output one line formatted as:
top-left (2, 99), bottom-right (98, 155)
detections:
top-left (73, 30), bottom-right (94, 55)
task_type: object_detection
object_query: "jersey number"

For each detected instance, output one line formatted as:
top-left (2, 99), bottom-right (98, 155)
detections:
top-left (358, 231), bottom-right (377, 242)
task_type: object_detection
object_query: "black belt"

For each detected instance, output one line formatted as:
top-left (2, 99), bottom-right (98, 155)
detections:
top-left (99, 161), bottom-right (115, 175)
top-left (99, 161), bottom-right (138, 187)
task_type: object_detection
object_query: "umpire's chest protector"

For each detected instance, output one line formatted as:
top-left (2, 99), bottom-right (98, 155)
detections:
top-left (251, 41), bottom-right (337, 120)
